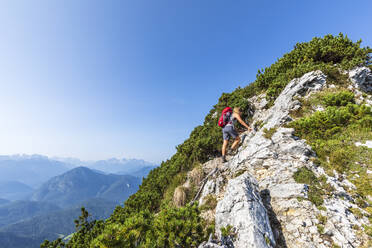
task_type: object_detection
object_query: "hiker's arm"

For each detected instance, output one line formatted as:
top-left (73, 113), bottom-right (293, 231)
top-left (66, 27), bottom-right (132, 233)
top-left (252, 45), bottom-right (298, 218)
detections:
top-left (234, 113), bottom-right (252, 130)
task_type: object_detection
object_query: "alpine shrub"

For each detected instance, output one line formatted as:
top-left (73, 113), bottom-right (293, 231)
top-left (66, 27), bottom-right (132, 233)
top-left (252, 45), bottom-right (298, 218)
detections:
top-left (255, 33), bottom-right (371, 101)
top-left (322, 90), bottom-right (354, 107)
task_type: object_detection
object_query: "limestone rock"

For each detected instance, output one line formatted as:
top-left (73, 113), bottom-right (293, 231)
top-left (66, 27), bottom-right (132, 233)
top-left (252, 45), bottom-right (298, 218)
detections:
top-left (268, 183), bottom-right (307, 199)
top-left (173, 186), bottom-right (186, 207)
top-left (198, 242), bottom-right (226, 248)
top-left (349, 66), bottom-right (372, 92)
top-left (215, 172), bottom-right (275, 248)
top-left (196, 67), bottom-right (370, 248)
top-left (262, 70), bottom-right (326, 129)
top-left (199, 180), bottom-right (216, 206)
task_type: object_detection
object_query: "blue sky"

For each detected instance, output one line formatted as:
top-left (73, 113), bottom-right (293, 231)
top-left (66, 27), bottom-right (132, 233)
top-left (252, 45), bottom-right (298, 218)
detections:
top-left (0, 1), bottom-right (371, 163)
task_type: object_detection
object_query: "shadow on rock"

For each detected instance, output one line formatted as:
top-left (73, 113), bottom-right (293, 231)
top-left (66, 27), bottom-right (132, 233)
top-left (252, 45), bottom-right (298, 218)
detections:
top-left (260, 189), bottom-right (288, 248)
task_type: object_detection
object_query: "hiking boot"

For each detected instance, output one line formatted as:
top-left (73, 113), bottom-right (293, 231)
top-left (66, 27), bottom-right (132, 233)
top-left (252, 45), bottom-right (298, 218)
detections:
top-left (222, 155), bottom-right (227, 163)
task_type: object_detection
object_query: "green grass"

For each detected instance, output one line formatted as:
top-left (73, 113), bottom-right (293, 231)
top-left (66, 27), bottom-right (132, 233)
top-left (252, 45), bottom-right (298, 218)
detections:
top-left (293, 167), bottom-right (326, 206)
top-left (290, 88), bottom-right (372, 238)
top-left (233, 169), bottom-right (246, 178)
top-left (317, 224), bottom-right (325, 234)
top-left (363, 224), bottom-right (372, 237)
top-left (263, 127), bottom-right (277, 139)
top-left (290, 101), bottom-right (372, 195)
top-left (293, 167), bottom-right (317, 184)
top-left (317, 214), bottom-right (328, 225)
top-left (290, 88), bottom-right (355, 119)
top-left (265, 235), bottom-right (270, 245)
top-left (200, 195), bottom-right (217, 211)
top-left (254, 120), bottom-right (265, 130)
top-left (220, 225), bottom-right (234, 238)
top-left (350, 208), bottom-right (363, 219)
top-left (293, 167), bottom-right (336, 207)
top-left (317, 206), bottom-right (327, 211)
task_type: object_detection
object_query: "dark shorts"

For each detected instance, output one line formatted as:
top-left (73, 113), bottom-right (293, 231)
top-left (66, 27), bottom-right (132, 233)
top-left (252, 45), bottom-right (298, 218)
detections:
top-left (222, 125), bottom-right (238, 140)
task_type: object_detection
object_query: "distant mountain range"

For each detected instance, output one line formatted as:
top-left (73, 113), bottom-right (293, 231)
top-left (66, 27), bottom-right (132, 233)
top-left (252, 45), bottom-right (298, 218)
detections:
top-left (0, 155), bottom-right (70, 188)
top-left (0, 165), bottom-right (139, 228)
top-left (0, 154), bottom-right (157, 191)
top-left (54, 156), bottom-right (157, 175)
top-left (0, 154), bottom-right (157, 248)
top-left (0, 166), bottom-right (144, 248)
top-left (31, 166), bottom-right (141, 208)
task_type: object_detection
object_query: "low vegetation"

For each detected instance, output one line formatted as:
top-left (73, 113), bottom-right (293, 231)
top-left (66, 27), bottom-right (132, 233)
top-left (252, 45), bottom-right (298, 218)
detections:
top-left (289, 90), bottom-right (372, 204)
top-left (293, 167), bottom-right (334, 206)
top-left (200, 194), bottom-right (217, 211)
top-left (93, 203), bottom-right (210, 248)
top-left (290, 87), bottom-right (372, 239)
top-left (254, 120), bottom-right (265, 130)
top-left (220, 224), bottom-right (235, 238)
top-left (255, 33), bottom-right (371, 105)
top-left (233, 169), bottom-right (246, 178)
top-left (263, 127), bottom-right (277, 139)
top-left (316, 224), bottom-right (325, 234)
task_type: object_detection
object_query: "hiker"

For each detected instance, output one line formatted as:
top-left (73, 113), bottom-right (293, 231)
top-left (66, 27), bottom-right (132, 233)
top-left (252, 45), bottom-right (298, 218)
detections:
top-left (219, 107), bottom-right (252, 162)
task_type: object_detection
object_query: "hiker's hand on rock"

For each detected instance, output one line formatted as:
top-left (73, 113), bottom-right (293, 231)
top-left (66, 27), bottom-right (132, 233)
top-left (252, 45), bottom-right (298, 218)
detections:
top-left (247, 127), bottom-right (253, 132)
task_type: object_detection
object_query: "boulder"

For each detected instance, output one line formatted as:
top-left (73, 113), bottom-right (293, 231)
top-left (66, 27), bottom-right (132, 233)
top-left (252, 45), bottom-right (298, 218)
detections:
top-left (349, 66), bottom-right (372, 92)
top-left (215, 172), bottom-right (275, 248)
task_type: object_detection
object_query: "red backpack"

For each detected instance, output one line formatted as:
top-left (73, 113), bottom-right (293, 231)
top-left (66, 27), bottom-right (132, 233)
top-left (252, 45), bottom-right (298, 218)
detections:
top-left (218, 107), bottom-right (233, 127)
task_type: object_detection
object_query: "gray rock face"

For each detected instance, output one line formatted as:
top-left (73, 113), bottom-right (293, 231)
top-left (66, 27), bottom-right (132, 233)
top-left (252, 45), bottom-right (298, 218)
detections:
top-left (349, 66), bottom-right (372, 92)
top-left (197, 68), bottom-right (371, 248)
top-left (256, 70), bottom-right (326, 130)
top-left (215, 172), bottom-right (275, 248)
top-left (198, 243), bottom-right (226, 248)
top-left (268, 183), bottom-right (307, 199)
top-left (199, 180), bottom-right (216, 206)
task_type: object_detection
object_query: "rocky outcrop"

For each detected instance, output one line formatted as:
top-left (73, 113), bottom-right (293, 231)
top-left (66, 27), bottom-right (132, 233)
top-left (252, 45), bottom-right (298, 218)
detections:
top-left (348, 66), bottom-right (372, 107)
top-left (349, 66), bottom-right (372, 93)
top-left (197, 68), bottom-right (371, 248)
top-left (173, 186), bottom-right (187, 207)
top-left (215, 172), bottom-right (275, 248)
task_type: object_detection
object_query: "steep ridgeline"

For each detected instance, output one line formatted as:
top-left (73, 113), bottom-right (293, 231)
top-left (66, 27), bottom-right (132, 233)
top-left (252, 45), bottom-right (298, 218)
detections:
top-left (197, 67), bottom-right (371, 247)
top-left (31, 167), bottom-right (141, 208)
top-left (42, 34), bottom-right (371, 248)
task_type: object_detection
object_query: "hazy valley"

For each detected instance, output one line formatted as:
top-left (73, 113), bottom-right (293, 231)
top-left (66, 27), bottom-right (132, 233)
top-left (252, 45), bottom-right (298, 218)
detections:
top-left (0, 155), bottom-right (156, 248)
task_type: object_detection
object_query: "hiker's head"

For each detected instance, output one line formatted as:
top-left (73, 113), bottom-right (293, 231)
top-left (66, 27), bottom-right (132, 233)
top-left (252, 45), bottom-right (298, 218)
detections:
top-left (233, 107), bottom-right (241, 115)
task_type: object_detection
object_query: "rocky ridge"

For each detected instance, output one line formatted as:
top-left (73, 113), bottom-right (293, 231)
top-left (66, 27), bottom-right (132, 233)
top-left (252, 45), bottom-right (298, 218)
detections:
top-left (190, 67), bottom-right (372, 248)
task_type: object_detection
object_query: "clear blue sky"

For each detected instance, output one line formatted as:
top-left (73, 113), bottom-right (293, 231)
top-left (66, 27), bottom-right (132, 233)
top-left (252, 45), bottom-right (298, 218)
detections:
top-left (0, 0), bottom-right (371, 163)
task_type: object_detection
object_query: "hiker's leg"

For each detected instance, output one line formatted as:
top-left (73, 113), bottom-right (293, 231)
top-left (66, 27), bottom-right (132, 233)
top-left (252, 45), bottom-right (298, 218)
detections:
top-left (230, 127), bottom-right (240, 150)
top-left (231, 136), bottom-right (241, 150)
top-left (222, 139), bottom-right (229, 156)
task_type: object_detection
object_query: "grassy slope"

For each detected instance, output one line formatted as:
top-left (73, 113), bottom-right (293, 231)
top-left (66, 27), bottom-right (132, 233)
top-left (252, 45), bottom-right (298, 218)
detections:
top-left (289, 87), bottom-right (372, 243)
